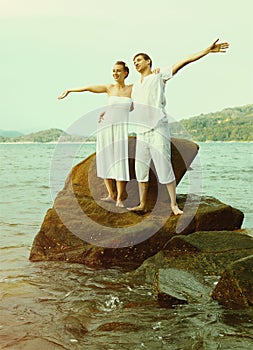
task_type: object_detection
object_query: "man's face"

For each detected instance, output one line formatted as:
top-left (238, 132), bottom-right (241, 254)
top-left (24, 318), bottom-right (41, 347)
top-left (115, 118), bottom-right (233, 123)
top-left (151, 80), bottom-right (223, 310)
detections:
top-left (134, 55), bottom-right (150, 73)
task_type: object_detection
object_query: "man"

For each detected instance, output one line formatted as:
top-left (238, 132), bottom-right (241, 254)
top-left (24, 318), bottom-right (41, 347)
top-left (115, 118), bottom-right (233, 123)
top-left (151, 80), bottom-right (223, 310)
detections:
top-left (129, 39), bottom-right (229, 214)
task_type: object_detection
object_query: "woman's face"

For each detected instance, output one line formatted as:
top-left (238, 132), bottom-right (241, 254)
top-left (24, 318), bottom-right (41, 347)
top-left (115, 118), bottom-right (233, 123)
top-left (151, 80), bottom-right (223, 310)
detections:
top-left (112, 64), bottom-right (127, 82)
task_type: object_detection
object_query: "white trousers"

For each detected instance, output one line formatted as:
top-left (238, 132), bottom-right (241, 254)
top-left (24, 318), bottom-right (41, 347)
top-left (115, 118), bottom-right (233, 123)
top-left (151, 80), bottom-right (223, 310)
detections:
top-left (135, 119), bottom-right (176, 184)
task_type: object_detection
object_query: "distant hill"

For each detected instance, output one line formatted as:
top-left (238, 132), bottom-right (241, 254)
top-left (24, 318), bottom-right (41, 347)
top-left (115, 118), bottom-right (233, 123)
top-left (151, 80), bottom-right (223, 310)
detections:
top-left (0, 104), bottom-right (252, 143)
top-left (0, 128), bottom-right (87, 143)
top-left (0, 129), bottom-right (23, 137)
top-left (170, 104), bottom-right (253, 141)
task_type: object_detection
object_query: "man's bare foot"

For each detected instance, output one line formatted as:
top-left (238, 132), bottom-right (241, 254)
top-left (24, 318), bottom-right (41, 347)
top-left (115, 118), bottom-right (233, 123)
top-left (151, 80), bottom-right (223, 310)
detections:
top-left (127, 205), bottom-right (148, 213)
top-left (116, 200), bottom-right (125, 208)
top-left (100, 196), bottom-right (115, 203)
top-left (171, 204), bottom-right (183, 215)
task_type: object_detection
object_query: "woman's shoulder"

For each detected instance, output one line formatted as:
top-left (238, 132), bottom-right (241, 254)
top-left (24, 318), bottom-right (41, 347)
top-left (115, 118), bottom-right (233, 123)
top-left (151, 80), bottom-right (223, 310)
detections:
top-left (107, 83), bottom-right (115, 90)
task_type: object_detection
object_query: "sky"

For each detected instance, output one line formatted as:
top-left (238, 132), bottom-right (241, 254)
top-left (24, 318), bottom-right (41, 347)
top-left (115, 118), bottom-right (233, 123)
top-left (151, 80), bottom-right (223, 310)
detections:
top-left (0, 0), bottom-right (252, 134)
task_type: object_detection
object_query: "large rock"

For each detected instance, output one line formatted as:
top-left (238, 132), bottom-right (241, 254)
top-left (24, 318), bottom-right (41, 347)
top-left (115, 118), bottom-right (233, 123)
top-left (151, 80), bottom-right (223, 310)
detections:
top-left (212, 255), bottom-right (253, 308)
top-left (30, 200), bottom-right (244, 270)
top-left (29, 138), bottom-right (244, 269)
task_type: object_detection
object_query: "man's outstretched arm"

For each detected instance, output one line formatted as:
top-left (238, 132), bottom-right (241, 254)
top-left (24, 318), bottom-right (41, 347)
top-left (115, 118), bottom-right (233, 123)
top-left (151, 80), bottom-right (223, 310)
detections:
top-left (172, 39), bottom-right (229, 75)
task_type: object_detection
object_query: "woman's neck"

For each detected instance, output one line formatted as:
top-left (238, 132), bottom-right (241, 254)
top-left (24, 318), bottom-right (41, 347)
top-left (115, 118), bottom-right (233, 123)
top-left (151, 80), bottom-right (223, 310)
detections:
top-left (115, 82), bottom-right (126, 89)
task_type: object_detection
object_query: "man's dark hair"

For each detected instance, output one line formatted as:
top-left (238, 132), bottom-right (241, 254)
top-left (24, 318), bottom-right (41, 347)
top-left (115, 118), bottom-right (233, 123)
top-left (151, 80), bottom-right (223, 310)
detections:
top-left (133, 53), bottom-right (152, 68)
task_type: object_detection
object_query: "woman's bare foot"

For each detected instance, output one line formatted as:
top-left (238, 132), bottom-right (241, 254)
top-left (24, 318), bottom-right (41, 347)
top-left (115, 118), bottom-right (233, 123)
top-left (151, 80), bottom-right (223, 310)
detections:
top-left (171, 204), bottom-right (183, 215)
top-left (100, 196), bottom-right (115, 203)
top-left (116, 200), bottom-right (125, 208)
top-left (127, 204), bottom-right (148, 213)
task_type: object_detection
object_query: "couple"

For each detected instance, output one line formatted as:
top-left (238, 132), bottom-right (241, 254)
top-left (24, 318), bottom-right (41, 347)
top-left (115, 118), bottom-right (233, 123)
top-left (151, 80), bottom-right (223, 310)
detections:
top-left (58, 39), bottom-right (229, 214)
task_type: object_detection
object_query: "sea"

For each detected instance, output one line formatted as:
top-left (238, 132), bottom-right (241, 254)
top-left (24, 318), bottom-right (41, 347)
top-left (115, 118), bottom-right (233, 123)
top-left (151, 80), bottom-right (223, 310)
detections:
top-left (0, 142), bottom-right (253, 350)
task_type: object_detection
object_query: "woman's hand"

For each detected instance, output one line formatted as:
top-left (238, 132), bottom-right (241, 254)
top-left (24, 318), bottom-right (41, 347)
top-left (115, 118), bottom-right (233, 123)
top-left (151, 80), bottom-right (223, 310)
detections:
top-left (209, 39), bottom-right (229, 53)
top-left (57, 90), bottom-right (70, 99)
top-left (151, 67), bottom-right (160, 74)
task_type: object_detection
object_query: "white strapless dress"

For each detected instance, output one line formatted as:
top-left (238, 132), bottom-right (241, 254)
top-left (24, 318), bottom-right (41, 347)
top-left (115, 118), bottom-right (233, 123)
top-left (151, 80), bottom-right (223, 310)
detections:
top-left (96, 96), bottom-right (132, 181)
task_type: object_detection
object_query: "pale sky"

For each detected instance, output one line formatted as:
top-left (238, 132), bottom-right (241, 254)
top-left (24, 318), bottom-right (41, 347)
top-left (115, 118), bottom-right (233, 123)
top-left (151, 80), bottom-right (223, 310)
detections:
top-left (0, 0), bottom-right (252, 134)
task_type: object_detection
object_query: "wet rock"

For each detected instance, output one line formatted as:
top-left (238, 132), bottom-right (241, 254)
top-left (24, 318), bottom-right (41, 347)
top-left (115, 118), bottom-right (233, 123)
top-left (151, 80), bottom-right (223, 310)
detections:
top-left (212, 255), bottom-right (253, 308)
top-left (30, 137), bottom-right (244, 269)
top-left (132, 231), bottom-right (253, 283)
top-left (154, 268), bottom-right (212, 307)
top-left (174, 196), bottom-right (244, 233)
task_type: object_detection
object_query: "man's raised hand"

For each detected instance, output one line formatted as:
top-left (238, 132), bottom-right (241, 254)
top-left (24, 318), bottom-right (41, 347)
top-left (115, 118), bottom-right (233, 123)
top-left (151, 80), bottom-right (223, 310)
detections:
top-left (209, 39), bottom-right (229, 53)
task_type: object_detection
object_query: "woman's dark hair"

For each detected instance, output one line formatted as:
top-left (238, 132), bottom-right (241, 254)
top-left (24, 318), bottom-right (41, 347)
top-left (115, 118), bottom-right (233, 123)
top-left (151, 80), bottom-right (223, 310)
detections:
top-left (133, 53), bottom-right (152, 68)
top-left (115, 61), bottom-right (129, 78)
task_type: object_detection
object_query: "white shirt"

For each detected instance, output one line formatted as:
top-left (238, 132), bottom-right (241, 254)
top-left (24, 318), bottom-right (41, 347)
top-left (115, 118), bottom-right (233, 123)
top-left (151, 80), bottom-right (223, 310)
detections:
top-left (131, 66), bottom-right (173, 132)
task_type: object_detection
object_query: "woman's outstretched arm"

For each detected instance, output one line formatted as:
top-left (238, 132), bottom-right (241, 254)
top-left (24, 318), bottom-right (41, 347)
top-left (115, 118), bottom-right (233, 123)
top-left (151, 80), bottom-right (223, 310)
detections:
top-left (172, 39), bottom-right (229, 75)
top-left (57, 84), bottom-right (110, 99)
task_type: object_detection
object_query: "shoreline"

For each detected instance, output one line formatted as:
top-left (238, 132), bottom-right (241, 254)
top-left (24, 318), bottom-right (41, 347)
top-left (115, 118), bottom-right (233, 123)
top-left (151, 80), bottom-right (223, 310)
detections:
top-left (0, 141), bottom-right (96, 145)
top-left (0, 140), bottom-right (252, 145)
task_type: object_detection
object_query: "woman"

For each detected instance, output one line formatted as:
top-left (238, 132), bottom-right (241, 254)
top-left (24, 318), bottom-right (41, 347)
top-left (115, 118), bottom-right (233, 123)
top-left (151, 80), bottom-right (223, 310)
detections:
top-left (58, 61), bottom-right (132, 207)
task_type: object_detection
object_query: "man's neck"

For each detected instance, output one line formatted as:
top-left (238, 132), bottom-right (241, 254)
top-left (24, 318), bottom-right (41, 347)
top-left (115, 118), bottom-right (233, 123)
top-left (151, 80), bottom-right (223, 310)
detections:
top-left (141, 67), bottom-right (152, 79)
